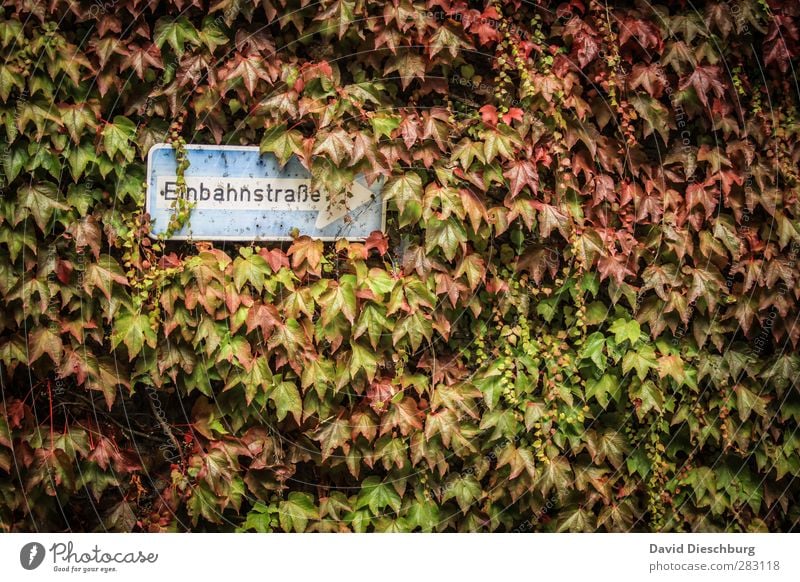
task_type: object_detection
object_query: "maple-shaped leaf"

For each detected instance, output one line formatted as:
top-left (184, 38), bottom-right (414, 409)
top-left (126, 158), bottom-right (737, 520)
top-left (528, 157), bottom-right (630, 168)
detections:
top-left (111, 311), bottom-right (158, 360)
top-left (269, 379), bottom-right (302, 423)
top-left (679, 65), bottom-right (725, 108)
top-left (18, 182), bottom-right (68, 231)
top-left (629, 94), bottom-right (671, 142)
top-left (503, 159), bottom-right (538, 198)
top-left (225, 52), bottom-right (275, 96)
top-left (279, 492), bottom-right (319, 532)
top-left (312, 128), bottom-right (353, 166)
top-left (536, 456), bottom-right (572, 499)
top-left (597, 254), bottom-right (634, 285)
top-left (479, 104), bottom-right (498, 126)
top-left (429, 24), bottom-right (473, 58)
top-left (314, 0), bottom-right (355, 38)
top-left (119, 44), bottom-right (163, 80)
top-left (501, 108), bottom-right (524, 125)
top-left (27, 327), bottom-right (63, 366)
top-left (233, 250), bottom-right (271, 292)
top-left (623, 346), bottom-right (659, 382)
top-left (287, 236), bottom-right (323, 277)
top-left (102, 116), bottom-right (137, 162)
top-left (381, 397), bottom-right (423, 437)
top-left (357, 476), bottom-right (402, 514)
top-left (497, 445), bottom-right (536, 480)
top-left (320, 276), bottom-right (357, 325)
top-left (154, 16), bottom-right (200, 58)
top-left (619, 16), bottom-right (662, 51)
top-left (82, 254), bottom-right (129, 301)
top-left (354, 304), bottom-right (391, 349)
top-left (60, 104), bottom-right (98, 144)
top-left (442, 474), bottom-right (482, 512)
top-left (313, 415), bottom-right (351, 461)
top-left (685, 264), bottom-right (726, 312)
top-left (534, 202), bottom-right (570, 239)
top-left (384, 51), bottom-right (426, 90)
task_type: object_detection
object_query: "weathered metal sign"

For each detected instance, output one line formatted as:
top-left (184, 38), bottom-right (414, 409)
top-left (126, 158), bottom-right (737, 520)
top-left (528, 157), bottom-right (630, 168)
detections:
top-left (145, 144), bottom-right (385, 241)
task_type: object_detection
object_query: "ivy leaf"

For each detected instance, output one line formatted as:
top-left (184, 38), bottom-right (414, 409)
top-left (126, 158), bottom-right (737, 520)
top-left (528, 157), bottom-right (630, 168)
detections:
top-left (28, 327), bottom-right (63, 366)
top-left (354, 303), bottom-right (391, 349)
top-left (154, 16), bottom-right (200, 57)
top-left (734, 384), bottom-right (768, 422)
top-left (260, 124), bottom-right (303, 167)
top-left (406, 497), bottom-right (441, 532)
top-left (610, 318), bottom-right (641, 345)
top-left (315, 0), bottom-right (355, 38)
top-left (18, 182), bottom-right (68, 231)
top-left (278, 492), bottom-right (319, 532)
top-left (503, 159), bottom-right (538, 198)
top-left (320, 277), bottom-right (357, 325)
top-left (630, 380), bottom-right (663, 419)
top-left (102, 116), bottom-right (137, 162)
top-left (269, 380), bottom-right (302, 423)
top-left (233, 251), bottom-right (271, 292)
top-left (83, 254), bottom-right (129, 301)
top-left (425, 216), bottom-right (467, 261)
top-left (350, 340), bottom-right (379, 381)
top-left (313, 416), bottom-right (351, 461)
top-left (579, 332), bottom-right (606, 372)
top-left (442, 475), bottom-right (481, 513)
top-left (585, 374), bottom-right (621, 408)
top-left (111, 312), bottom-right (157, 360)
top-left (622, 345), bottom-right (658, 381)
top-left (384, 51), bottom-right (426, 90)
top-left (357, 476), bottom-right (402, 514)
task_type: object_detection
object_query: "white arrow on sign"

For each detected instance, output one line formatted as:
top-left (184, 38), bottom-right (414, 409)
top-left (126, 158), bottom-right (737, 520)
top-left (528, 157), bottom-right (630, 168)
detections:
top-left (314, 182), bottom-right (376, 229)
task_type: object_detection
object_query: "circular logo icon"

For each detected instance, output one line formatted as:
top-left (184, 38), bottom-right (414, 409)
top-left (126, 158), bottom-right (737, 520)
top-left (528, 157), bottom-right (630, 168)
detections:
top-left (20, 542), bottom-right (46, 570)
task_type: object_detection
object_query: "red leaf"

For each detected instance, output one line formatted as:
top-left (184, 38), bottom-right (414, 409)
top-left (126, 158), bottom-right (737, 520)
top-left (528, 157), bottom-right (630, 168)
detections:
top-left (365, 231), bottom-right (389, 256)
top-left (479, 104), bottom-right (498, 126)
top-left (501, 107), bottom-right (524, 125)
top-left (259, 247), bottom-right (290, 272)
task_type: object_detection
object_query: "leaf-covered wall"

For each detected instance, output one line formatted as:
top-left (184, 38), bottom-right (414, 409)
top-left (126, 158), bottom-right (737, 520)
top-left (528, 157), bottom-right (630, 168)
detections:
top-left (1, 0), bottom-right (799, 532)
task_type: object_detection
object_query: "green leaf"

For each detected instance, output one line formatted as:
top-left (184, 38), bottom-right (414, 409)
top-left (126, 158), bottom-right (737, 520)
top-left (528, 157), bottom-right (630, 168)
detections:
top-left (585, 374), bottom-right (621, 408)
top-left (154, 16), bottom-right (201, 57)
top-left (111, 312), bottom-right (157, 360)
top-left (233, 252), bottom-right (271, 292)
top-left (18, 182), bottom-right (68, 231)
top-left (313, 416), bottom-right (351, 461)
top-left (102, 116), bottom-right (137, 162)
top-left (320, 277), bottom-right (357, 325)
top-left (260, 124), bottom-right (303, 167)
top-left (622, 344), bottom-right (658, 381)
top-left (269, 380), bottom-right (302, 423)
top-left (425, 216), bottom-right (467, 261)
top-left (442, 475), bottom-right (481, 513)
top-left (579, 332), bottom-right (606, 371)
top-left (356, 476), bottom-right (402, 514)
top-left (406, 497), bottom-right (441, 532)
top-left (350, 340), bottom-right (379, 381)
top-left (610, 318), bottom-right (640, 345)
top-left (279, 492), bottom-right (319, 532)
top-left (370, 114), bottom-right (400, 138)
top-left (630, 380), bottom-right (663, 419)
top-left (354, 303), bottom-right (391, 349)
top-left (734, 384), bottom-right (768, 421)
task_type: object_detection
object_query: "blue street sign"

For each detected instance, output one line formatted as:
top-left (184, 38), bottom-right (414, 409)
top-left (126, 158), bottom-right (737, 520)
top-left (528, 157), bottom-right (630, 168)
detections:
top-left (145, 144), bottom-right (385, 241)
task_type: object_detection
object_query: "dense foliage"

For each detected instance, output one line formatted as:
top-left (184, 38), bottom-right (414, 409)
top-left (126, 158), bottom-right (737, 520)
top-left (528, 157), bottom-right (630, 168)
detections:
top-left (1, 0), bottom-right (799, 532)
